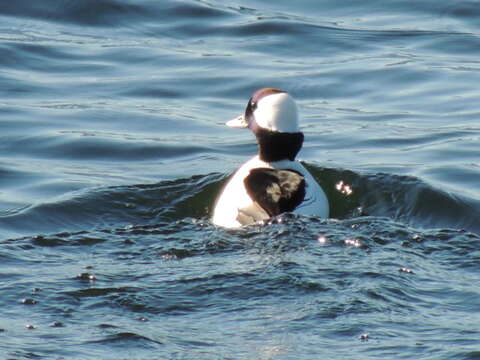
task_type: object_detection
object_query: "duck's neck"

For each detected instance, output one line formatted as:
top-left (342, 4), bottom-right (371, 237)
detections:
top-left (255, 127), bottom-right (304, 162)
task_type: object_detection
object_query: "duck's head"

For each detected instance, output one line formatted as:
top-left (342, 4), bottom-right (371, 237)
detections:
top-left (226, 88), bottom-right (304, 162)
top-left (226, 88), bottom-right (300, 133)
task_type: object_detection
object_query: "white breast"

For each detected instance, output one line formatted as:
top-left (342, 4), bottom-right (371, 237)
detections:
top-left (212, 156), bottom-right (329, 228)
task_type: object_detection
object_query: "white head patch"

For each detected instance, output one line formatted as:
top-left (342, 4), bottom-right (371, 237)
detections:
top-left (253, 92), bottom-right (299, 133)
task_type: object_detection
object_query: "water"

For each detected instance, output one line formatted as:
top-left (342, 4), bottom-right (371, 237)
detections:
top-left (1, 0), bottom-right (480, 358)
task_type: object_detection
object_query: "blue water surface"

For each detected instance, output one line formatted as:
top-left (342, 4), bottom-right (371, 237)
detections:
top-left (1, 1), bottom-right (480, 359)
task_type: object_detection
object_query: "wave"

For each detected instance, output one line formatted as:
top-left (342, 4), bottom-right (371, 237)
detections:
top-left (307, 165), bottom-right (480, 233)
top-left (1, 164), bottom-right (479, 241)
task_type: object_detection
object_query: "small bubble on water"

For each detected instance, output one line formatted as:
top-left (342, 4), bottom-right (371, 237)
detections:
top-left (317, 236), bottom-right (327, 244)
top-left (336, 180), bottom-right (353, 195)
top-left (25, 324), bottom-right (36, 330)
top-left (21, 298), bottom-right (38, 305)
top-left (359, 333), bottom-right (369, 341)
top-left (138, 317), bottom-right (149, 322)
top-left (353, 206), bottom-right (364, 216)
top-left (76, 273), bottom-right (96, 281)
top-left (412, 234), bottom-right (423, 242)
top-left (399, 267), bottom-right (414, 274)
top-left (344, 238), bottom-right (361, 247)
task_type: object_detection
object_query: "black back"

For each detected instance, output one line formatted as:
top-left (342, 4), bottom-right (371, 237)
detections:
top-left (243, 167), bottom-right (306, 218)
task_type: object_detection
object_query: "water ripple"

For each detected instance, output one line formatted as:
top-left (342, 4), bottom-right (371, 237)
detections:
top-left (2, 0), bottom-right (480, 358)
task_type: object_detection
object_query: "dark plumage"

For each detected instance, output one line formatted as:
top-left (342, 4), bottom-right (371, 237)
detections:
top-left (237, 167), bottom-right (306, 225)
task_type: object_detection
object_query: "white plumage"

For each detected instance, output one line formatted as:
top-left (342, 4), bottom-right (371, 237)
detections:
top-left (212, 88), bottom-right (329, 228)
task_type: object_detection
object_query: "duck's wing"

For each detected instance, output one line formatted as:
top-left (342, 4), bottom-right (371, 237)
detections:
top-left (240, 167), bottom-right (306, 223)
top-left (236, 202), bottom-right (270, 225)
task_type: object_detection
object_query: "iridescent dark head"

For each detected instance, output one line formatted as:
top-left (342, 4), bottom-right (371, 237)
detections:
top-left (225, 88), bottom-right (304, 162)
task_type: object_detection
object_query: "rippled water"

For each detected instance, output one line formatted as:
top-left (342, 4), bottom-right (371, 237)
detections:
top-left (1, 1), bottom-right (480, 359)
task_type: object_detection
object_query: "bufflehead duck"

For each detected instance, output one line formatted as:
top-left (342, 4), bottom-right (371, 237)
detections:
top-left (212, 88), bottom-right (329, 228)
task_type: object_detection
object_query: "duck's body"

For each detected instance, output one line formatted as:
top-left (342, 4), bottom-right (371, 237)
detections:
top-left (212, 155), bottom-right (328, 228)
top-left (212, 88), bottom-right (329, 228)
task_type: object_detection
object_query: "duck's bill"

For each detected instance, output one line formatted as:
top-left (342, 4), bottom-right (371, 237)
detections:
top-left (225, 115), bottom-right (248, 128)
